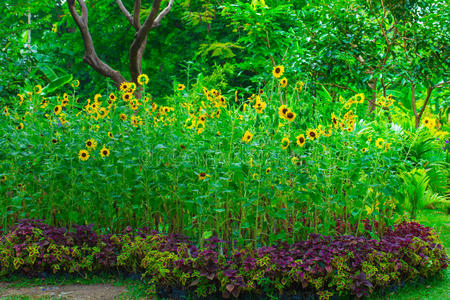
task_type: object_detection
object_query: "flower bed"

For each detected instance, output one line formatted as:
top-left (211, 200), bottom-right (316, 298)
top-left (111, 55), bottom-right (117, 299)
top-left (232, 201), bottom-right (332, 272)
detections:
top-left (0, 220), bottom-right (447, 299)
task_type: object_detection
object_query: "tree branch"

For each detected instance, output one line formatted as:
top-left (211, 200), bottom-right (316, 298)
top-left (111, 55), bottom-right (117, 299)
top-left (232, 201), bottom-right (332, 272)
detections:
top-left (417, 86), bottom-right (434, 121)
top-left (152, 0), bottom-right (174, 28)
top-left (434, 81), bottom-right (449, 89)
top-left (129, 0), bottom-right (165, 82)
top-left (133, 0), bottom-right (141, 29)
top-left (68, 0), bottom-right (126, 87)
top-left (116, 0), bottom-right (133, 27)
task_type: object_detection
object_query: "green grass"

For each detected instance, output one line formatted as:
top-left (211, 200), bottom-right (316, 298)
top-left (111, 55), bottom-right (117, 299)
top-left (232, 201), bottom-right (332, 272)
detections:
top-left (368, 209), bottom-right (450, 300)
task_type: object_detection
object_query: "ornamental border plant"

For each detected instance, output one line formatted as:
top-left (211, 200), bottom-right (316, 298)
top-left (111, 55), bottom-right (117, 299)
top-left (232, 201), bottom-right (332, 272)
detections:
top-left (0, 219), bottom-right (447, 299)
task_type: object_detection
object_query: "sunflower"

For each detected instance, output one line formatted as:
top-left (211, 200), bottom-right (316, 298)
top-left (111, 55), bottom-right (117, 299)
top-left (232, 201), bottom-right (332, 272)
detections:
top-left (122, 92), bottom-right (132, 102)
top-left (423, 117), bottom-right (434, 129)
top-left (355, 93), bottom-right (365, 103)
top-left (61, 99), bottom-right (69, 107)
top-left (78, 149), bottom-right (90, 161)
top-left (108, 132), bottom-right (114, 139)
top-left (34, 85), bottom-right (42, 94)
top-left (94, 94), bottom-right (102, 102)
top-left (198, 172), bottom-right (210, 180)
top-left (196, 122), bottom-right (205, 134)
top-left (119, 82), bottom-right (130, 91)
top-left (85, 139), bottom-right (97, 150)
top-left (120, 113), bottom-right (127, 121)
top-left (71, 80), bottom-right (80, 88)
top-left (265, 167), bottom-right (271, 174)
top-left (242, 130), bottom-right (253, 144)
top-left (280, 77), bottom-right (288, 88)
top-left (51, 138), bottom-right (58, 144)
top-left (362, 147), bottom-right (368, 153)
top-left (375, 138), bottom-right (385, 149)
top-left (291, 156), bottom-right (300, 165)
top-left (272, 65), bottom-right (284, 78)
top-left (296, 134), bottom-right (306, 147)
top-left (217, 96), bottom-right (226, 107)
top-left (137, 74), bottom-right (149, 85)
top-left (286, 110), bottom-right (296, 122)
top-left (306, 129), bottom-right (318, 141)
top-left (1, 175), bottom-right (6, 183)
top-left (177, 84), bottom-right (186, 91)
top-left (252, 173), bottom-right (260, 180)
top-left (278, 105), bottom-right (289, 119)
top-left (253, 100), bottom-right (267, 114)
top-left (100, 146), bottom-right (110, 157)
top-left (109, 93), bottom-right (117, 101)
top-left (17, 93), bottom-right (24, 105)
top-left (54, 105), bottom-right (62, 115)
top-left (281, 137), bottom-right (290, 150)
top-left (40, 99), bottom-right (48, 109)
top-left (17, 123), bottom-right (24, 130)
top-left (295, 81), bottom-right (304, 92)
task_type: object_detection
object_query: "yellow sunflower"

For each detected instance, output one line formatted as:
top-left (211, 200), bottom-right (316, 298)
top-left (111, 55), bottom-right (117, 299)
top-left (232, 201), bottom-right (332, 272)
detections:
top-left (375, 138), bottom-right (385, 149)
top-left (355, 93), bottom-right (365, 103)
top-left (281, 137), bottom-right (290, 150)
top-left (78, 149), bottom-right (90, 161)
top-left (177, 84), bottom-right (186, 91)
top-left (306, 129), bottom-right (318, 141)
top-left (198, 172), bottom-right (210, 180)
top-left (253, 100), bottom-right (267, 114)
top-left (137, 74), bottom-right (149, 85)
top-left (272, 65), bottom-right (284, 78)
top-left (71, 80), bottom-right (80, 88)
top-left (286, 110), bottom-right (296, 122)
top-left (40, 99), bottom-right (48, 109)
top-left (122, 92), bottom-right (132, 102)
top-left (100, 146), bottom-right (110, 157)
top-left (17, 123), bottom-right (24, 130)
top-left (108, 132), bottom-right (114, 139)
top-left (120, 113), bottom-right (127, 121)
top-left (119, 82), bottom-right (130, 91)
top-left (278, 105), bottom-right (289, 119)
top-left (362, 148), bottom-right (368, 153)
top-left (296, 134), bottom-right (306, 147)
top-left (85, 139), bottom-right (97, 150)
top-left (34, 85), bottom-right (42, 94)
top-left (385, 142), bottom-right (392, 151)
top-left (265, 167), bottom-right (271, 174)
top-left (280, 77), bottom-right (288, 88)
top-left (242, 130), bottom-right (254, 144)
top-left (295, 81), bottom-right (304, 92)
top-left (54, 105), bottom-right (62, 115)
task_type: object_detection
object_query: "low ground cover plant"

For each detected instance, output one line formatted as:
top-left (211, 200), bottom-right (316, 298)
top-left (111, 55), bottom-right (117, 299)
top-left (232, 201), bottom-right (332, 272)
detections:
top-left (0, 219), bottom-right (447, 299)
